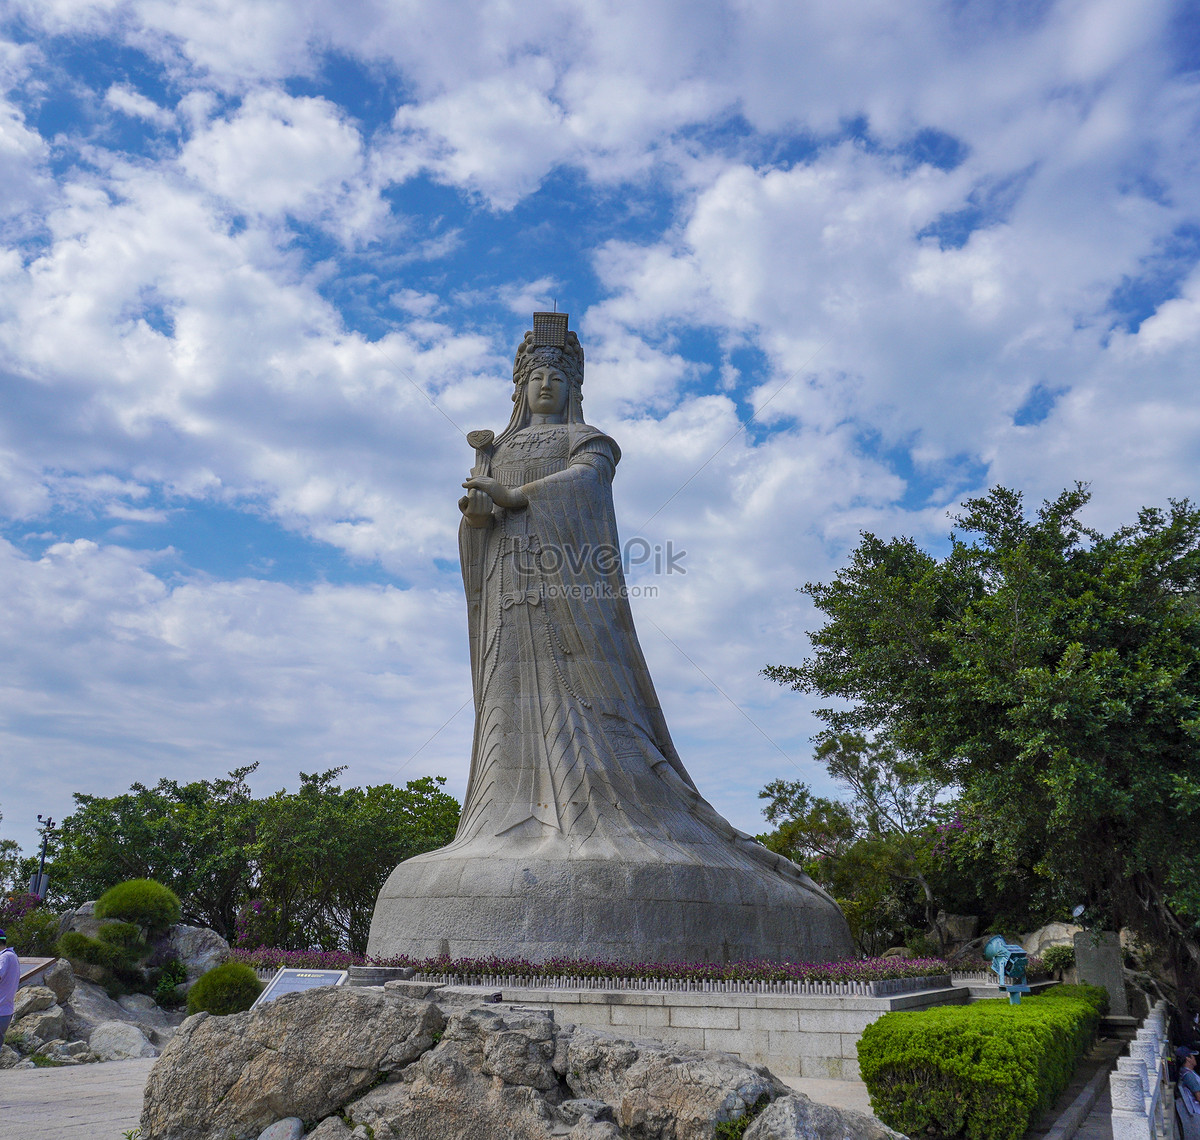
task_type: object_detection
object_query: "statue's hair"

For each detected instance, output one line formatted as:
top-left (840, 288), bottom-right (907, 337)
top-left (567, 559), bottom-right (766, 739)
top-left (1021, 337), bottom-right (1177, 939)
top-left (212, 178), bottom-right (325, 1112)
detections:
top-left (512, 329), bottom-right (584, 392)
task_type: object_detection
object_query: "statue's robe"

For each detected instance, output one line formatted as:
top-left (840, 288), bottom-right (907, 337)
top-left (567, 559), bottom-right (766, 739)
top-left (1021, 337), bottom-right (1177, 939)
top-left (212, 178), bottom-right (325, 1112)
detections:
top-left (450, 422), bottom-right (828, 883)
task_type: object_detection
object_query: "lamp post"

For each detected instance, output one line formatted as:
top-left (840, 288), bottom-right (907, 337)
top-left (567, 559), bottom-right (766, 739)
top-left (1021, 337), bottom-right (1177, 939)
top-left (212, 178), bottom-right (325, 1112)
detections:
top-left (28, 814), bottom-right (55, 898)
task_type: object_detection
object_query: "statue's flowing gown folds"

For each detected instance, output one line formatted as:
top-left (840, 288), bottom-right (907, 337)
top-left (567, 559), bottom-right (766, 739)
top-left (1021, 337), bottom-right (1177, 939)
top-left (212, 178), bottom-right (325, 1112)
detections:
top-left (368, 411), bottom-right (853, 963)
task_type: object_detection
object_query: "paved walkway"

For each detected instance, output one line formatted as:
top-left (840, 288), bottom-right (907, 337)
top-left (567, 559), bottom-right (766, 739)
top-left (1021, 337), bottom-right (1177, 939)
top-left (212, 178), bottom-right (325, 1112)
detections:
top-left (0, 1058), bottom-right (153, 1140)
top-left (0, 1059), bottom-right (877, 1139)
top-left (1072, 1086), bottom-right (1113, 1140)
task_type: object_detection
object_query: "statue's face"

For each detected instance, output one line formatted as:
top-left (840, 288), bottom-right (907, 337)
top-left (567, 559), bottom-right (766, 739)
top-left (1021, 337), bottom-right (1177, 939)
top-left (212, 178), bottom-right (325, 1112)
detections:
top-left (528, 366), bottom-right (569, 416)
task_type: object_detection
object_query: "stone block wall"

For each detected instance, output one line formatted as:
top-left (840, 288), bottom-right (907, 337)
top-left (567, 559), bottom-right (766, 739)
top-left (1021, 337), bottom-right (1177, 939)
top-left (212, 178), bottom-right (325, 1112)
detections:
top-left (448, 983), bottom-right (966, 1080)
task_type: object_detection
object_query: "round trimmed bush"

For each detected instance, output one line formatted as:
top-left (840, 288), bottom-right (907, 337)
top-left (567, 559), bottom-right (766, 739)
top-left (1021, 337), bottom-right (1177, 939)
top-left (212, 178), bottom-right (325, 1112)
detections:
top-left (186, 962), bottom-right (264, 1016)
top-left (94, 879), bottom-right (181, 933)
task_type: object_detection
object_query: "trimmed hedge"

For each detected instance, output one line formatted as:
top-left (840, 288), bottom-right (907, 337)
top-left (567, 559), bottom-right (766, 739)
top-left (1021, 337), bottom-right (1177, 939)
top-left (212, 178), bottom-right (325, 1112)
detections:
top-left (186, 962), bottom-right (264, 1016)
top-left (95, 879), bottom-right (181, 933)
top-left (858, 984), bottom-right (1108, 1140)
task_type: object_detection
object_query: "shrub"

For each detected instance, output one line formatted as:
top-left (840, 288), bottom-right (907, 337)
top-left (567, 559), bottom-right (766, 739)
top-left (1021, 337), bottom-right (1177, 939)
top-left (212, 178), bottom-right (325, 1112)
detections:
top-left (186, 962), bottom-right (263, 1016)
top-left (95, 880), bottom-right (181, 933)
top-left (233, 899), bottom-right (283, 950)
top-left (1041, 945), bottom-right (1076, 974)
top-left (0, 892), bottom-right (43, 925)
top-left (98, 921), bottom-right (146, 956)
top-left (58, 930), bottom-right (125, 970)
top-left (154, 959), bottom-right (188, 1007)
top-left (858, 985), bottom-right (1107, 1140)
top-left (6, 908), bottom-right (60, 956)
top-left (229, 946), bottom-right (953, 984)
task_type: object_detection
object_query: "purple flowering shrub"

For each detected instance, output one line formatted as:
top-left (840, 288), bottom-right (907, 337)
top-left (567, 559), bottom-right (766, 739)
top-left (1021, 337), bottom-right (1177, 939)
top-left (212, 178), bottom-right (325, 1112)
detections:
top-left (229, 946), bottom-right (953, 984)
top-left (0, 892), bottom-right (42, 925)
top-left (233, 899), bottom-right (283, 949)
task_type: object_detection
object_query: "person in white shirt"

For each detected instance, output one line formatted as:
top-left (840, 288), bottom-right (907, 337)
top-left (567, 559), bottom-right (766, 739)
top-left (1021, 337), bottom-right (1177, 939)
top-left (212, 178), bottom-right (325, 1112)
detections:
top-left (0, 930), bottom-right (20, 1040)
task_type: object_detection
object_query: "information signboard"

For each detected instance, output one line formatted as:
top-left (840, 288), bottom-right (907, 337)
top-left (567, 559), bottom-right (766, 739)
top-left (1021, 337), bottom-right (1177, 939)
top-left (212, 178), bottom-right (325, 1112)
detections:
top-left (251, 968), bottom-right (349, 1009)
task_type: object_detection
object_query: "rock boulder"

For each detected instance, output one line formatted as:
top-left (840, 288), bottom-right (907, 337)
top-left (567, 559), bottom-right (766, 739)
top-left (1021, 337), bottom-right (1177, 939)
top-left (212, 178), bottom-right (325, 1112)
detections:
top-left (90, 1020), bottom-right (159, 1060)
top-left (1020, 923), bottom-right (1082, 957)
top-left (58, 900), bottom-right (107, 940)
top-left (62, 978), bottom-right (182, 1045)
top-left (41, 957), bottom-right (76, 1003)
top-left (140, 987), bottom-right (445, 1140)
top-left (12, 1005), bottom-right (65, 1043)
top-left (743, 1094), bottom-right (904, 1140)
top-left (139, 986), bottom-right (891, 1140)
top-left (564, 1027), bottom-right (787, 1140)
top-left (12, 984), bottom-right (57, 1021)
top-left (257, 1120), bottom-right (305, 1140)
top-left (165, 925), bottom-right (230, 980)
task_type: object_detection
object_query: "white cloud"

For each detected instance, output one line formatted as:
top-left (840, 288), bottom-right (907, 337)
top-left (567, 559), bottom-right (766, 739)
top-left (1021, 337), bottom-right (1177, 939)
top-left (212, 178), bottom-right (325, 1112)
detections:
top-left (0, 535), bottom-right (474, 845)
top-left (105, 83), bottom-right (176, 129)
top-left (180, 88), bottom-right (383, 239)
top-left (1, 0), bottom-right (1200, 855)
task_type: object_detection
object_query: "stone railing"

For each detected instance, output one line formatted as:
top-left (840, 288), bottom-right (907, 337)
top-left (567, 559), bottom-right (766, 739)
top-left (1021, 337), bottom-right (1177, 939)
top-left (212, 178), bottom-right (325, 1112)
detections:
top-left (1110, 999), bottom-right (1173, 1140)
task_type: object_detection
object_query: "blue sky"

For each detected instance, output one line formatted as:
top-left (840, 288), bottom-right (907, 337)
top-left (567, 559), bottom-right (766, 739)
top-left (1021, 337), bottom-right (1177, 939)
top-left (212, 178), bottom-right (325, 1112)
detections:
top-left (1, 0), bottom-right (1199, 860)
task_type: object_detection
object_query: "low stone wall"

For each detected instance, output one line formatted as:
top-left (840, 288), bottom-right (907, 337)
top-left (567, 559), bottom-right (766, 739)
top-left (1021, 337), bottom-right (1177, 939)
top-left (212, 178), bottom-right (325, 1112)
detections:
top-left (432, 980), bottom-right (966, 1080)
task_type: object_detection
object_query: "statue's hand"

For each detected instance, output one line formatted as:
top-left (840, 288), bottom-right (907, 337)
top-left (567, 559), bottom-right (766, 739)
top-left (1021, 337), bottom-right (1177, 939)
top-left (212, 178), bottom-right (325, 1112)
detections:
top-left (463, 477), bottom-right (529, 511)
top-left (460, 488), bottom-right (495, 528)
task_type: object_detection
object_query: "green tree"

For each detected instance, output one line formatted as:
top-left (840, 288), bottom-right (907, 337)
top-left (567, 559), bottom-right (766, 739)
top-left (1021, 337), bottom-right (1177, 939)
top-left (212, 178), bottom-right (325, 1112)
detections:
top-left (759, 734), bottom-right (947, 955)
top-left (42, 767), bottom-right (460, 950)
top-left (765, 486), bottom-right (1200, 990)
top-left (49, 767), bottom-right (259, 935)
top-left (0, 804), bottom-right (22, 894)
top-left (251, 771), bottom-right (460, 952)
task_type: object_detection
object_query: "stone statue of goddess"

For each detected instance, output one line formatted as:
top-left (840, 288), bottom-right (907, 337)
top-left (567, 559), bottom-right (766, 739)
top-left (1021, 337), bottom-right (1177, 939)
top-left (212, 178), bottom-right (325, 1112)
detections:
top-left (368, 314), bottom-right (852, 964)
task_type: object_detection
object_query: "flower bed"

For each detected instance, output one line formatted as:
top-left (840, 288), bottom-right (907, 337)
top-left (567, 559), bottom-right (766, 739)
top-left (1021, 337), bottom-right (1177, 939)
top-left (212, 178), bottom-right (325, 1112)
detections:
top-left (230, 947), bottom-right (951, 988)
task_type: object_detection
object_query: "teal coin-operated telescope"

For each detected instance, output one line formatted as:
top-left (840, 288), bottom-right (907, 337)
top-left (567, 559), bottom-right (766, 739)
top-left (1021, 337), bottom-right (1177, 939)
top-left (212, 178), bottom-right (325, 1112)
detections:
top-left (983, 935), bottom-right (1031, 1004)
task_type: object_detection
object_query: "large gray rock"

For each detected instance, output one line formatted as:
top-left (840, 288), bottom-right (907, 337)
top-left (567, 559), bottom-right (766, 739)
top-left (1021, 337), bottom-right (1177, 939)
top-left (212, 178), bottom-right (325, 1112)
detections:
top-left (63, 978), bottom-right (134, 1039)
top-left (304, 1120), bottom-right (352, 1140)
top-left (140, 987), bottom-right (445, 1140)
top-left (62, 978), bottom-right (182, 1047)
top-left (165, 925), bottom-right (230, 980)
top-left (141, 986), bottom-right (883, 1140)
top-left (1020, 922), bottom-right (1082, 956)
top-left (743, 1094), bottom-right (904, 1140)
top-left (345, 1005), bottom-right (564, 1140)
top-left (40, 958), bottom-right (76, 1003)
top-left (90, 1019), bottom-right (159, 1060)
top-left (12, 984), bottom-right (57, 1021)
top-left (563, 1027), bottom-right (787, 1139)
top-left (0, 1044), bottom-right (21, 1069)
top-left (257, 1120), bottom-right (305, 1140)
top-left (58, 900), bottom-right (106, 940)
top-left (12, 1005), bottom-right (65, 1042)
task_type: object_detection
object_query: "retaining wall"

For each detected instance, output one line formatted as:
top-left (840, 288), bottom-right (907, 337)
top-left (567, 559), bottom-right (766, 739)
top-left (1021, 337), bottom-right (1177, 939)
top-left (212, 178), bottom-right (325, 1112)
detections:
top-left (428, 981), bottom-right (968, 1080)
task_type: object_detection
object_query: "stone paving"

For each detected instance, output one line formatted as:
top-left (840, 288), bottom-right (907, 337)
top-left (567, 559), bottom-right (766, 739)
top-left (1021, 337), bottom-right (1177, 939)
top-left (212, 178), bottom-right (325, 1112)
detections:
top-left (0, 1057), bottom-right (154, 1140)
top-left (0, 1059), bottom-right (875, 1139)
top-left (1072, 1086), bottom-right (1113, 1140)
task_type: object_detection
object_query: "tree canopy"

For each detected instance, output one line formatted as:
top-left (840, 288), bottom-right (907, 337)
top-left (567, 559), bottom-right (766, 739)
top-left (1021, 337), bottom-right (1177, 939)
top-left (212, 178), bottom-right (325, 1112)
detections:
top-left (765, 485), bottom-right (1200, 987)
top-left (35, 766), bottom-right (460, 951)
top-left (758, 733), bottom-right (948, 955)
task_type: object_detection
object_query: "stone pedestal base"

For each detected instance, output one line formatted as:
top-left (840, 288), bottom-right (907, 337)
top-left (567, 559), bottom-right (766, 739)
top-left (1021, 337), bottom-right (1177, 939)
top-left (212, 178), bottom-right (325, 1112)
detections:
top-left (367, 847), bottom-right (854, 963)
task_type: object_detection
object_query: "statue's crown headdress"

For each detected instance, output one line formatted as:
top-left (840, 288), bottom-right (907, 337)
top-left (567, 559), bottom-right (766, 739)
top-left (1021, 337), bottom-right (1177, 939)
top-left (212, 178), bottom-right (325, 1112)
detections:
top-left (513, 311), bottom-right (583, 389)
